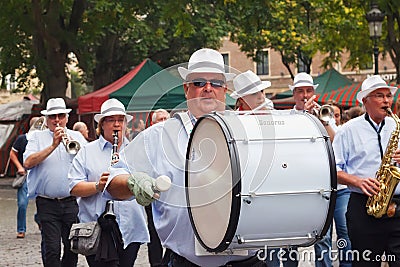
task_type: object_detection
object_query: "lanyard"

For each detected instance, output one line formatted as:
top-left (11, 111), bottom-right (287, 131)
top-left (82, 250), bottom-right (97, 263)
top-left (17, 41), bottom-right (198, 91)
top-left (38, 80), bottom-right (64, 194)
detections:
top-left (365, 113), bottom-right (385, 159)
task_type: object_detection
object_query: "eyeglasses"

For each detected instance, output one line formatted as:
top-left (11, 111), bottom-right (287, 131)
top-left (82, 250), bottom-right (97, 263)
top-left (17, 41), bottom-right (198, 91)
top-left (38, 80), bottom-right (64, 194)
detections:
top-left (188, 78), bottom-right (225, 88)
top-left (367, 93), bottom-right (393, 100)
top-left (48, 113), bottom-right (66, 120)
top-left (104, 118), bottom-right (125, 124)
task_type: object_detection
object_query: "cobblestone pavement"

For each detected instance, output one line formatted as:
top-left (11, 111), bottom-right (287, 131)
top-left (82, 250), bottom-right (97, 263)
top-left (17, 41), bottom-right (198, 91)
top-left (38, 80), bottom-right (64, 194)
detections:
top-left (0, 177), bottom-right (348, 267)
top-left (0, 178), bottom-right (150, 267)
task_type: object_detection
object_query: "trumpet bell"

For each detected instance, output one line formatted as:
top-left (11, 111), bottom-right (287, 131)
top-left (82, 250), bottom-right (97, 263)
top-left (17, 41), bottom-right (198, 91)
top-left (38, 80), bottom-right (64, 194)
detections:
top-left (103, 200), bottom-right (116, 219)
top-left (319, 105), bottom-right (335, 122)
top-left (66, 140), bottom-right (81, 155)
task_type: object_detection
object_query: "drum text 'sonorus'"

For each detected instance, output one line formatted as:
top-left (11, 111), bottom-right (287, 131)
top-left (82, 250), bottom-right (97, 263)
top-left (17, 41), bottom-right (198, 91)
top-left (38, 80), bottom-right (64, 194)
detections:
top-left (258, 119), bottom-right (285, 126)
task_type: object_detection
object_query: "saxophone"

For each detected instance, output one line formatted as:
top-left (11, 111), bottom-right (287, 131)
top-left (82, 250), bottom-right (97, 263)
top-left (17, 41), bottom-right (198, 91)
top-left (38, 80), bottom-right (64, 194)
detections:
top-left (366, 108), bottom-right (400, 218)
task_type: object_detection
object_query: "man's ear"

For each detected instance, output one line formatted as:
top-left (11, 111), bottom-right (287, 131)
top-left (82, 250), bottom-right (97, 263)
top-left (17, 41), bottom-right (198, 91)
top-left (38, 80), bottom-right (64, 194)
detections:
top-left (183, 84), bottom-right (189, 98)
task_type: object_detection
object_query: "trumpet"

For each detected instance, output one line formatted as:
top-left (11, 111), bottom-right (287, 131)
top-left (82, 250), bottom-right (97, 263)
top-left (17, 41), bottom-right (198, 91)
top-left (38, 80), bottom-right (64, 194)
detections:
top-left (57, 123), bottom-right (81, 154)
top-left (304, 99), bottom-right (334, 123)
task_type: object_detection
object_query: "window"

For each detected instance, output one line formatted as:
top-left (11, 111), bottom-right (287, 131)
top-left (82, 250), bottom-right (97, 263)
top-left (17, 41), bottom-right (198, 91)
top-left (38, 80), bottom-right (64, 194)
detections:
top-left (222, 53), bottom-right (230, 73)
top-left (298, 55), bottom-right (307, 73)
top-left (256, 50), bottom-right (269, 75)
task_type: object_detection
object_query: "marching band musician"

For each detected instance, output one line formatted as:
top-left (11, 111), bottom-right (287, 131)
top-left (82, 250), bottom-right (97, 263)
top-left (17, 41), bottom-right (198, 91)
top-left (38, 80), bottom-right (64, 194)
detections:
top-left (291, 72), bottom-right (336, 141)
top-left (333, 75), bottom-right (400, 267)
top-left (230, 70), bottom-right (273, 111)
top-left (23, 98), bottom-right (88, 267)
top-left (106, 48), bottom-right (267, 266)
top-left (290, 73), bottom-right (334, 267)
top-left (68, 98), bottom-right (149, 267)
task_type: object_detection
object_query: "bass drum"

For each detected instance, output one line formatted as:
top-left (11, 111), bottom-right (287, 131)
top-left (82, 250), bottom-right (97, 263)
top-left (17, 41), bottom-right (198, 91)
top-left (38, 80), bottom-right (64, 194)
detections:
top-left (185, 110), bottom-right (336, 253)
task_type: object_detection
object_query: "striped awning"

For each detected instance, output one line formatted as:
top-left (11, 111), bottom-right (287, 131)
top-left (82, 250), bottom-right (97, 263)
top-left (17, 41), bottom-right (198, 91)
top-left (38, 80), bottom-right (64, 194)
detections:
top-left (273, 82), bottom-right (400, 110)
top-left (316, 82), bottom-right (400, 108)
top-left (316, 83), bottom-right (362, 107)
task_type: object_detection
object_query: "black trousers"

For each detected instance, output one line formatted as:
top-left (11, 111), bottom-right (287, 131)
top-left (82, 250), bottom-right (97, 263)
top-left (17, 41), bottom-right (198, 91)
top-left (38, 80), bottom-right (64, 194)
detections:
top-left (36, 196), bottom-right (79, 267)
top-left (86, 242), bottom-right (141, 267)
top-left (347, 193), bottom-right (400, 267)
top-left (145, 205), bottom-right (164, 266)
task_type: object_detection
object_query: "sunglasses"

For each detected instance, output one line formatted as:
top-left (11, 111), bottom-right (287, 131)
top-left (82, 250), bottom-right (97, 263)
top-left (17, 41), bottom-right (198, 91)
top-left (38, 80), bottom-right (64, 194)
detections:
top-left (188, 78), bottom-right (225, 88)
top-left (48, 113), bottom-right (66, 120)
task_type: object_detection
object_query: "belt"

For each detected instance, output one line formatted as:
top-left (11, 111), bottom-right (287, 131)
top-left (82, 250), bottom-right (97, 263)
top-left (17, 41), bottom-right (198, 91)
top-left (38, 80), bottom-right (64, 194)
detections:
top-left (37, 195), bottom-right (76, 202)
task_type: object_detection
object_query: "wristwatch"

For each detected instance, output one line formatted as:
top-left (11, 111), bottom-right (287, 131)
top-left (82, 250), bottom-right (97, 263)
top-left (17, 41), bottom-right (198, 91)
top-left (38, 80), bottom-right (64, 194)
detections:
top-left (95, 181), bottom-right (100, 192)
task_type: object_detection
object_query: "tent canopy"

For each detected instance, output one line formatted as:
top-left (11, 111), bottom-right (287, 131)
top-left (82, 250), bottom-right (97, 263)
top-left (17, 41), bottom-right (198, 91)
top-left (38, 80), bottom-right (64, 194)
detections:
top-left (317, 82), bottom-right (400, 108)
top-left (274, 82), bottom-right (400, 110)
top-left (78, 60), bottom-right (148, 114)
top-left (78, 59), bottom-right (235, 113)
top-left (276, 69), bottom-right (354, 99)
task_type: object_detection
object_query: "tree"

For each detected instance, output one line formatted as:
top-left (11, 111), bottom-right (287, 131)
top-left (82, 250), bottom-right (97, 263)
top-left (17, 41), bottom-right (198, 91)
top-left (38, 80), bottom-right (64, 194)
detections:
top-left (382, 0), bottom-right (400, 83)
top-left (0, 0), bottom-right (231, 105)
top-left (226, 0), bottom-right (374, 79)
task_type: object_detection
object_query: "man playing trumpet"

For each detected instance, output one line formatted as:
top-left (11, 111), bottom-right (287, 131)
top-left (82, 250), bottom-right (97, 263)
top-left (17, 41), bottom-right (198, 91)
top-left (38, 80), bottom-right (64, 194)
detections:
top-left (24, 98), bottom-right (88, 267)
top-left (291, 72), bottom-right (336, 141)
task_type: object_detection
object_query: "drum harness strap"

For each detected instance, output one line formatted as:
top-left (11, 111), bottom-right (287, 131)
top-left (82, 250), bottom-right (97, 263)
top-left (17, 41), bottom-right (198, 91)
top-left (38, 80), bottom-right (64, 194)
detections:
top-left (174, 112), bottom-right (195, 136)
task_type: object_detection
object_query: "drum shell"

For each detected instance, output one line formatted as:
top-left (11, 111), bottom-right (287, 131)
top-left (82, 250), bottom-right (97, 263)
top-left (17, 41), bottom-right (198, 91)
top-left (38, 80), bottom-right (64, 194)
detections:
top-left (186, 110), bottom-right (336, 253)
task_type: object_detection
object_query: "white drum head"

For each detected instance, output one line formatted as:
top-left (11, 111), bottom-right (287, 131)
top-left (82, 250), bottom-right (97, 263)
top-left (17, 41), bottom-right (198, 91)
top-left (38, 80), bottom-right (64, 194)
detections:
top-left (186, 114), bottom-right (241, 252)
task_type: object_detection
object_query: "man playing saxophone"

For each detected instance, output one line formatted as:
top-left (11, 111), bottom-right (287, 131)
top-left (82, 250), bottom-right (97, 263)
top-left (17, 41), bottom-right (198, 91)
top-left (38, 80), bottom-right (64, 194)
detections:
top-left (333, 75), bottom-right (400, 267)
top-left (23, 98), bottom-right (88, 267)
top-left (68, 98), bottom-right (149, 267)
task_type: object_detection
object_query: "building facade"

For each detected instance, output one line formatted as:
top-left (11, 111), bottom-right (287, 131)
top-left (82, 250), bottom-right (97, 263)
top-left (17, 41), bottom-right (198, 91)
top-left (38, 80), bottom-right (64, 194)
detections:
top-left (219, 37), bottom-right (397, 96)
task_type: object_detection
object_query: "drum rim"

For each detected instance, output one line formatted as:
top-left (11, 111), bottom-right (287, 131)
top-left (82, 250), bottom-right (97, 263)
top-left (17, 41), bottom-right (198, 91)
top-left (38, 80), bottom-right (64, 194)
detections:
top-left (302, 113), bottom-right (337, 246)
top-left (185, 112), bottom-right (242, 253)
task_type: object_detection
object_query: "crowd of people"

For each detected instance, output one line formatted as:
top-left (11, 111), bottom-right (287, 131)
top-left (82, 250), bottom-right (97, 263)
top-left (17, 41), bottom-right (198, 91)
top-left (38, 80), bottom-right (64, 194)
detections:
top-left (8, 47), bottom-right (400, 267)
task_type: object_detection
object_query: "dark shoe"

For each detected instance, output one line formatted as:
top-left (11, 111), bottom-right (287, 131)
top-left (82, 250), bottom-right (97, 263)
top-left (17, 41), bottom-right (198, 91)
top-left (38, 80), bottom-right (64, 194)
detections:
top-left (17, 232), bottom-right (25, 238)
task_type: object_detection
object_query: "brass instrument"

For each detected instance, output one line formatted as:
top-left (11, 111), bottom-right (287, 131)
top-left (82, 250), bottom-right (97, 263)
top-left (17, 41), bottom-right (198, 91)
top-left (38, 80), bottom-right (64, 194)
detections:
top-left (111, 130), bottom-right (119, 165)
top-left (366, 108), bottom-right (400, 218)
top-left (305, 99), bottom-right (334, 123)
top-left (57, 123), bottom-right (81, 155)
top-left (103, 200), bottom-right (116, 219)
top-left (30, 116), bottom-right (47, 131)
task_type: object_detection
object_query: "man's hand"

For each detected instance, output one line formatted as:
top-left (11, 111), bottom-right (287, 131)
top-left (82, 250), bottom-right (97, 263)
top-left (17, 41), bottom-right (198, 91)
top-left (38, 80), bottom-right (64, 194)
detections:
top-left (127, 172), bottom-right (157, 206)
top-left (358, 177), bottom-right (380, 196)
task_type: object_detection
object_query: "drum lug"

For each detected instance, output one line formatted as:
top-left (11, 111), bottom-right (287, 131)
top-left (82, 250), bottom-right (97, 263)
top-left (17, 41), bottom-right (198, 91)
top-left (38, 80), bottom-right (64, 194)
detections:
top-left (236, 235), bottom-right (244, 244)
top-left (319, 189), bottom-right (330, 200)
top-left (243, 198), bottom-right (251, 205)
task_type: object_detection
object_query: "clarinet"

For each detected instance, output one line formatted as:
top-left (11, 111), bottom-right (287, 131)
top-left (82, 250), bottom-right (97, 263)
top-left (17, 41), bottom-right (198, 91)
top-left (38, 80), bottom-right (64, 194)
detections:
top-left (111, 130), bottom-right (119, 165)
top-left (104, 130), bottom-right (119, 219)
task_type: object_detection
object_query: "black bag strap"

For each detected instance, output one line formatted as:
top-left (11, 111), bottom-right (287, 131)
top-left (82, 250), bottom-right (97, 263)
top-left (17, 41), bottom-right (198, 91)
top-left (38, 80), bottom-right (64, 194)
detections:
top-left (72, 229), bottom-right (80, 250)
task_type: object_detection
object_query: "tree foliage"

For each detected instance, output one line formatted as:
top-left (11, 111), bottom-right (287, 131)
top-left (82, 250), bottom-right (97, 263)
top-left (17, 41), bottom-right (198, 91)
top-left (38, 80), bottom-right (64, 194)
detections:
top-left (0, 0), bottom-right (230, 105)
top-left (226, 0), bottom-right (374, 79)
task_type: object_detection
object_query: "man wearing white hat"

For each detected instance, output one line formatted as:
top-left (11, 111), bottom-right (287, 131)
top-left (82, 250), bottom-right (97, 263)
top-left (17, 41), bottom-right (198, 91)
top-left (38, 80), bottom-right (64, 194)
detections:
top-left (290, 72), bottom-right (336, 139)
top-left (24, 98), bottom-right (88, 267)
top-left (333, 75), bottom-right (400, 266)
top-left (231, 70), bottom-right (273, 111)
top-left (288, 72), bottom-right (334, 267)
top-left (69, 98), bottom-right (149, 266)
top-left (106, 48), bottom-right (267, 266)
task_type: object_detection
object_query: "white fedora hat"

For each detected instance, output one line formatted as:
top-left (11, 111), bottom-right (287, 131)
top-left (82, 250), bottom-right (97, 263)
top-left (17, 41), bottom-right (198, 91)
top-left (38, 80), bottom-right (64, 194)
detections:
top-left (94, 98), bottom-right (133, 123)
top-left (356, 75), bottom-right (397, 103)
top-left (230, 70), bottom-right (271, 99)
top-left (41, 98), bottom-right (71, 115)
top-left (178, 48), bottom-right (236, 81)
top-left (289, 72), bottom-right (319, 91)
